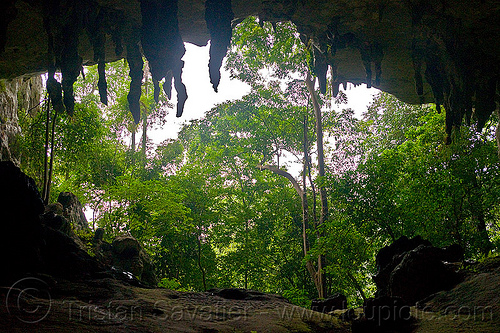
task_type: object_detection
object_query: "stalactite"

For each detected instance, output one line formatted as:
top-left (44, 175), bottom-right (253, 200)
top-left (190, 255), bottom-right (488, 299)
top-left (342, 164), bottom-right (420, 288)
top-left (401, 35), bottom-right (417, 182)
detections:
top-left (174, 64), bottom-right (188, 117)
top-left (43, 0), bottom-right (83, 116)
top-left (407, 0), bottom-right (500, 145)
top-left (140, 0), bottom-right (187, 116)
top-left (359, 42), bottom-right (384, 88)
top-left (97, 61), bottom-right (108, 105)
top-left (43, 1), bottom-right (64, 115)
top-left (87, 7), bottom-right (108, 105)
top-left (474, 77), bottom-right (497, 131)
top-left (312, 46), bottom-right (328, 94)
top-left (163, 71), bottom-right (173, 100)
top-left (331, 64), bottom-right (339, 97)
top-left (205, 0), bottom-right (234, 92)
top-left (424, 58), bottom-right (444, 113)
top-left (412, 55), bottom-right (424, 97)
top-left (108, 11), bottom-right (125, 57)
top-left (46, 77), bottom-right (64, 114)
top-left (372, 43), bottom-right (383, 86)
top-left (310, 26), bottom-right (383, 96)
top-left (126, 42), bottom-right (143, 124)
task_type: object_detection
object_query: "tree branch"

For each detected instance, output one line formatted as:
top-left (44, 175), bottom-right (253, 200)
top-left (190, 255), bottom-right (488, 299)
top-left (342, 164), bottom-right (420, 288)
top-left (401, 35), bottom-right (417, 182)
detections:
top-left (257, 164), bottom-right (303, 197)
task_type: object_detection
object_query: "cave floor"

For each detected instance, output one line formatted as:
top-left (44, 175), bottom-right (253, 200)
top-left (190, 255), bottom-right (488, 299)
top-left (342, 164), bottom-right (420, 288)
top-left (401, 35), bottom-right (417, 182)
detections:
top-left (0, 277), bottom-right (348, 333)
top-left (1, 264), bottom-right (499, 333)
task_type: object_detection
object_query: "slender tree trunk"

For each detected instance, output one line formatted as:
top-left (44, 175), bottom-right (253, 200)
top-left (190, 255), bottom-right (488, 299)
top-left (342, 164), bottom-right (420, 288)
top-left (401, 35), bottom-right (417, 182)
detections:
top-left (302, 115), bottom-right (310, 257)
top-left (42, 101), bottom-right (51, 203)
top-left (142, 111), bottom-right (147, 157)
top-left (305, 72), bottom-right (329, 224)
top-left (257, 163), bottom-right (323, 297)
top-left (244, 219), bottom-right (249, 290)
top-left (45, 106), bottom-right (59, 204)
top-left (305, 71), bottom-right (328, 298)
top-left (300, 115), bottom-right (323, 295)
top-left (346, 270), bottom-right (367, 301)
top-left (142, 63), bottom-right (149, 158)
top-left (196, 231), bottom-right (207, 291)
top-left (307, 158), bottom-right (318, 225)
top-left (131, 130), bottom-right (136, 151)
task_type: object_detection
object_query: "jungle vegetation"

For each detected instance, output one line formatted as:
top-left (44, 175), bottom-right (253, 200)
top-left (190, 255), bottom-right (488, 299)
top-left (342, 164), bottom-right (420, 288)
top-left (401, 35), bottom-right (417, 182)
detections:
top-left (16, 17), bottom-right (500, 307)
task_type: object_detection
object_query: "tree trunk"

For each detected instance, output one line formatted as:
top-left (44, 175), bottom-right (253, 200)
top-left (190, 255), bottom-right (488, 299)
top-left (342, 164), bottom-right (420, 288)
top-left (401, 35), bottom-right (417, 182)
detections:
top-left (42, 101), bottom-right (51, 203)
top-left (346, 270), bottom-right (367, 301)
top-left (142, 112), bottom-right (147, 156)
top-left (196, 231), bottom-right (207, 291)
top-left (257, 163), bottom-right (323, 297)
top-left (45, 106), bottom-right (59, 204)
top-left (301, 115), bottom-right (310, 258)
top-left (305, 71), bottom-right (328, 298)
top-left (131, 130), bottom-right (136, 152)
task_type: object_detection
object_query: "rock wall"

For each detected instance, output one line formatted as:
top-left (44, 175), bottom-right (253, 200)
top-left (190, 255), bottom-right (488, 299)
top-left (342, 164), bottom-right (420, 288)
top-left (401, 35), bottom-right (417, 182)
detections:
top-left (0, 1), bottom-right (498, 139)
top-left (57, 192), bottom-right (90, 232)
top-left (0, 76), bottom-right (42, 166)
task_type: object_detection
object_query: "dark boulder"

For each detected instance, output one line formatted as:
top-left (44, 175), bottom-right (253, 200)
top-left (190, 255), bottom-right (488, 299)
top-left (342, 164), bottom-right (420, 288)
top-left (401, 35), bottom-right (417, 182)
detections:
top-left (0, 162), bottom-right (104, 283)
top-left (94, 227), bottom-right (105, 242)
top-left (57, 192), bottom-right (89, 231)
top-left (0, 161), bottom-right (44, 284)
top-left (111, 235), bottom-right (158, 286)
top-left (373, 236), bottom-right (431, 298)
top-left (211, 288), bottom-right (254, 300)
top-left (375, 235), bottom-right (431, 271)
top-left (40, 211), bottom-right (72, 235)
top-left (440, 244), bottom-right (465, 262)
top-left (311, 293), bottom-right (348, 313)
top-left (373, 236), bottom-right (464, 304)
top-left (40, 225), bottom-right (103, 279)
top-left (339, 308), bottom-right (357, 321)
top-left (112, 235), bottom-right (141, 258)
top-left (389, 245), bottom-right (463, 304)
top-left (45, 202), bottom-right (64, 215)
top-left (209, 288), bottom-right (283, 301)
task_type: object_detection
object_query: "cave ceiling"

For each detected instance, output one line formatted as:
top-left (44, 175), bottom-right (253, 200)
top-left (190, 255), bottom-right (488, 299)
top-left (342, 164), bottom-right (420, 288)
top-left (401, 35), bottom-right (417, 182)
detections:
top-left (0, 0), bottom-right (499, 139)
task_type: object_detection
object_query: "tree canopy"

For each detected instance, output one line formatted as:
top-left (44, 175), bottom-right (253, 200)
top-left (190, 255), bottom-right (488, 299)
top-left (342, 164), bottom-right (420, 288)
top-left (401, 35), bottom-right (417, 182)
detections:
top-left (15, 17), bottom-right (500, 307)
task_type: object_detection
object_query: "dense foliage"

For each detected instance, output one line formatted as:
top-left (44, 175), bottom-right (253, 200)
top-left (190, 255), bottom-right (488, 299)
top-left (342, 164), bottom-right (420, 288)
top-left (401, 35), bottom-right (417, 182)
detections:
top-left (16, 17), bottom-right (500, 307)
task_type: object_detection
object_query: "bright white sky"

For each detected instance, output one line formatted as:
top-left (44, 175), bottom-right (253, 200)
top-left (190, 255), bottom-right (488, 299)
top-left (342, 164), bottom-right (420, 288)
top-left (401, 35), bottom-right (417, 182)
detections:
top-left (150, 43), bottom-right (379, 144)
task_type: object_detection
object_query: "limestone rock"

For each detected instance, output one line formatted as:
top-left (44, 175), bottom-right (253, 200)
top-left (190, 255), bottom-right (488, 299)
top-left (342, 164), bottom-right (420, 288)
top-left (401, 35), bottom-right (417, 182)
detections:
top-left (40, 223), bottom-right (102, 280)
top-left (209, 288), bottom-right (286, 302)
top-left (0, 161), bottom-right (44, 283)
top-left (40, 211), bottom-right (72, 236)
top-left (389, 244), bottom-right (463, 304)
top-left (111, 235), bottom-right (158, 286)
top-left (45, 202), bottom-right (64, 215)
top-left (57, 192), bottom-right (90, 231)
top-left (311, 293), bottom-right (348, 313)
top-left (373, 236), bottom-right (464, 304)
top-left (0, 77), bottom-right (42, 166)
top-left (0, 1), bottom-right (498, 134)
top-left (373, 235), bottom-right (432, 298)
top-left (0, 161), bottom-right (104, 282)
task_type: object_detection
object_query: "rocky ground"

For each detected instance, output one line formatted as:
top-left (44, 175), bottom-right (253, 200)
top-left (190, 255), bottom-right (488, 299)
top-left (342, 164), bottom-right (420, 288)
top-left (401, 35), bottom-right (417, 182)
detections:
top-left (0, 276), bottom-right (349, 333)
top-left (0, 162), bottom-right (498, 332)
top-left (1, 258), bottom-right (499, 333)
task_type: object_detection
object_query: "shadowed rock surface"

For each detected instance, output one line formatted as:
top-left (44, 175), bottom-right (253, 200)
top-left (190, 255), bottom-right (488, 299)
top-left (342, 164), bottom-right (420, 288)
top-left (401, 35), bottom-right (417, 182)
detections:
top-left (57, 192), bottom-right (90, 232)
top-left (373, 236), bottom-right (464, 304)
top-left (311, 293), bottom-right (348, 313)
top-left (0, 0), bottom-right (498, 134)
